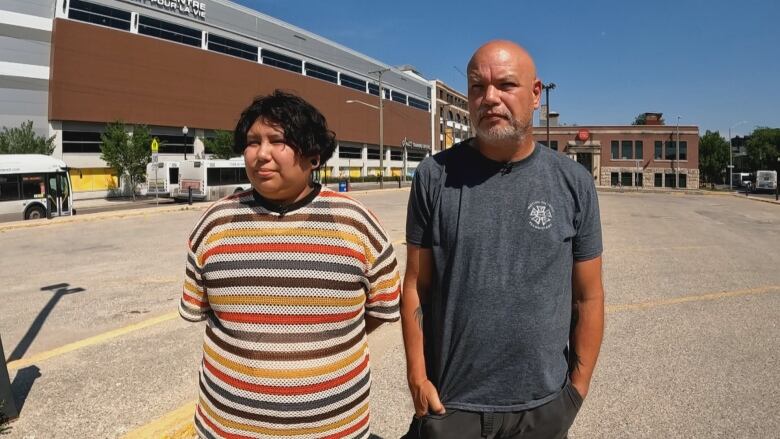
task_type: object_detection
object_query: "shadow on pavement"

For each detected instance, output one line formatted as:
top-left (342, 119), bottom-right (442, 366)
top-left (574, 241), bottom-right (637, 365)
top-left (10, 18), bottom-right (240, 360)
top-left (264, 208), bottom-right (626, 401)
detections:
top-left (9, 366), bottom-right (40, 415)
top-left (7, 283), bottom-right (85, 362)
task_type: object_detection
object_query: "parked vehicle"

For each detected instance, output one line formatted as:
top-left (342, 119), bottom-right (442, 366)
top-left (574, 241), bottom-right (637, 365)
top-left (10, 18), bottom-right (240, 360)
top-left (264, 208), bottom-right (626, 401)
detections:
top-left (173, 159), bottom-right (249, 202)
top-left (754, 170), bottom-right (777, 192)
top-left (145, 161), bottom-right (179, 197)
top-left (0, 154), bottom-right (74, 221)
top-left (731, 172), bottom-right (752, 187)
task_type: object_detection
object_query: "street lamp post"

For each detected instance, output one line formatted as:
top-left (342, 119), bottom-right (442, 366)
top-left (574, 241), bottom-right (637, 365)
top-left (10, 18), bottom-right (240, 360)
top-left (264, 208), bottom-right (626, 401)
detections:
top-left (542, 83), bottom-right (556, 149)
top-left (369, 68), bottom-right (390, 189)
top-left (346, 93), bottom-right (390, 188)
top-left (675, 116), bottom-right (680, 188)
top-left (728, 121), bottom-right (749, 191)
top-left (776, 157), bottom-right (779, 201)
top-left (182, 126), bottom-right (189, 161)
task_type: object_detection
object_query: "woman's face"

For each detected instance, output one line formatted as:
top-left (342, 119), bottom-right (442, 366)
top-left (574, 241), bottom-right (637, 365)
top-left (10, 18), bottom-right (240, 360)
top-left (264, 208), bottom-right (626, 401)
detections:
top-left (243, 118), bottom-right (315, 204)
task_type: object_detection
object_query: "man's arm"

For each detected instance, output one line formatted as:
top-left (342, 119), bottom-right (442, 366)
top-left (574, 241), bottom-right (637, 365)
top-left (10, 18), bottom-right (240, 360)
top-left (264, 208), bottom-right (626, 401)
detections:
top-left (569, 255), bottom-right (605, 399)
top-left (401, 244), bottom-right (445, 416)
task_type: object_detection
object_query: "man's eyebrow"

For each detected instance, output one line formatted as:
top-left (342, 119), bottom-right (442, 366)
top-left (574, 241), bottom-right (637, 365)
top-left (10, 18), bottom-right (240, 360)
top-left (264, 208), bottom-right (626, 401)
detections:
top-left (496, 74), bottom-right (519, 82)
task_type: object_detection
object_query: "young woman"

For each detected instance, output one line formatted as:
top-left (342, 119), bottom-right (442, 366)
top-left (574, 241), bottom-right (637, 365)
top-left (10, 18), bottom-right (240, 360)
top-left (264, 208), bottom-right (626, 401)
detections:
top-left (180, 91), bottom-right (401, 439)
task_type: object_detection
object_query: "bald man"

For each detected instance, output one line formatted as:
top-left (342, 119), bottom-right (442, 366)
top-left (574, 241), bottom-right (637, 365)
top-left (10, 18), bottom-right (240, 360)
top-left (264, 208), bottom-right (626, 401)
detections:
top-left (400, 41), bottom-right (605, 439)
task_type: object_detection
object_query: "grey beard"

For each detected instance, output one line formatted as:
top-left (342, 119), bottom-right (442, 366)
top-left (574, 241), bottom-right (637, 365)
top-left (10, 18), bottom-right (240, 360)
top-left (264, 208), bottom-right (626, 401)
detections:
top-left (476, 118), bottom-right (530, 144)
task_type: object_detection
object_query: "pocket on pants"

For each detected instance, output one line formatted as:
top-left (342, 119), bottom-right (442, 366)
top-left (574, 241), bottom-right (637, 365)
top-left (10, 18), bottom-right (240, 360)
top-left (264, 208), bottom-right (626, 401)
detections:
top-left (565, 382), bottom-right (584, 410)
top-left (420, 410), bottom-right (483, 439)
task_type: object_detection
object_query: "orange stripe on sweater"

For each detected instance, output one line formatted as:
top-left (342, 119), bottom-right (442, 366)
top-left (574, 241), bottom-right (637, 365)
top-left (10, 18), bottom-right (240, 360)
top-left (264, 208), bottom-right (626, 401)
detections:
top-left (202, 243), bottom-right (367, 265)
top-left (203, 354), bottom-right (369, 396)
top-left (215, 308), bottom-right (362, 325)
top-left (322, 413), bottom-right (369, 439)
top-left (182, 294), bottom-right (208, 308)
top-left (197, 406), bottom-right (255, 439)
top-left (369, 287), bottom-right (401, 304)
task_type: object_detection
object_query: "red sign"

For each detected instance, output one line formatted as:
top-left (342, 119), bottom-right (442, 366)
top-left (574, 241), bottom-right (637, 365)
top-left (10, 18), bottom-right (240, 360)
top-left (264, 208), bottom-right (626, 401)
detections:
top-left (577, 129), bottom-right (590, 141)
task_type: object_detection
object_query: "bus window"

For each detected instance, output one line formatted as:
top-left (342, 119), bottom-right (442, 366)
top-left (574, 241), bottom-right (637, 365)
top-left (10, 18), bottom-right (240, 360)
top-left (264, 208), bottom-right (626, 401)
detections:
top-left (169, 167), bottom-right (179, 184)
top-left (0, 175), bottom-right (20, 201)
top-left (22, 175), bottom-right (46, 199)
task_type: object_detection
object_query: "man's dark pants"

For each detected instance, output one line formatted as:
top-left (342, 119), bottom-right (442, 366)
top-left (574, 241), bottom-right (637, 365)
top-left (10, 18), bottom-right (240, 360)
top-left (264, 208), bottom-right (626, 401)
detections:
top-left (402, 382), bottom-right (583, 439)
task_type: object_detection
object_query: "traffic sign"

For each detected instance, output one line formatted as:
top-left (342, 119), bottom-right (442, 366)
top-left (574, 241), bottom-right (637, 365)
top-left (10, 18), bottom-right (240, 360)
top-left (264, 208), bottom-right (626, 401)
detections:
top-left (151, 138), bottom-right (159, 153)
top-left (152, 153), bottom-right (159, 163)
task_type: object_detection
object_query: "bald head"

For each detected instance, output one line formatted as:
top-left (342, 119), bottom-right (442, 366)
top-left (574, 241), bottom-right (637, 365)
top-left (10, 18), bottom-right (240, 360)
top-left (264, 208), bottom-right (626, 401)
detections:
top-left (468, 40), bottom-right (537, 79)
top-left (466, 40), bottom-right (542, 152)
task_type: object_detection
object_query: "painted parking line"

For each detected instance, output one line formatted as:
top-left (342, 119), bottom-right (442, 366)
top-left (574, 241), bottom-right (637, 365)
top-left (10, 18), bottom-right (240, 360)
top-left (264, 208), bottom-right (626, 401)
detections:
top-left (606, 285), bottom-right (780, 314)
top-left (121, 401), bottom-right (197, 439)
top-left (5, 311), bottom-right (179, 372)
top-left (610, 244), bottom-right (720, 253)
top-left (5, 239), bottom-right (407, 372)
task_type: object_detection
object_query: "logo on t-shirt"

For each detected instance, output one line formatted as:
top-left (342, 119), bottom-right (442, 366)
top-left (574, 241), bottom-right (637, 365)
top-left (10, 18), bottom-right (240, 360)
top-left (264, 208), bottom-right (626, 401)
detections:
top-left (528, 201), bottom-right (554, 230)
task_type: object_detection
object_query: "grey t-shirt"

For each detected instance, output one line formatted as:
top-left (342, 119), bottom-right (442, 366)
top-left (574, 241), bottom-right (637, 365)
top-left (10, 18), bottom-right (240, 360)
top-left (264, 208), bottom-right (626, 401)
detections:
top-left (406, 139), bottom-right (602, 412)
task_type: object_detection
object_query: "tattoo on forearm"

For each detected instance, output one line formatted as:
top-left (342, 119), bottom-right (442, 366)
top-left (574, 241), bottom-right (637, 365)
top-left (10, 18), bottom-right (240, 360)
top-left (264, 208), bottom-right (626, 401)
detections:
top-left (414, 306), bottom-right (423, 330)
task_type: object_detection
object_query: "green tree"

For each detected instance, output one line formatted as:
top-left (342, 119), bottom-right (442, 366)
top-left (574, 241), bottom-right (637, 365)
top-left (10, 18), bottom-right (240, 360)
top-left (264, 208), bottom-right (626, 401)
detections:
top-left (698, 130), bottom-right (730, 186)
top-left (632, 113), bottom-right (665, 126)
top-left (99, 121), bottom-right (152, 200)
top-left (745, 127), bottom-right (780, 171)
top-left (0, 120), bottom-right (56, 155)
top-left (204, 130), bottom-right (236, 159)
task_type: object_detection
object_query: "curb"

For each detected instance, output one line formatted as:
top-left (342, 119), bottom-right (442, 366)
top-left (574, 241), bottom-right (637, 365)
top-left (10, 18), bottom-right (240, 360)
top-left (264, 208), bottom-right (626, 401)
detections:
top-left (736, 194), bottom-right (780, 205)
top-left (0, 204), bottom-right (210, 233)
top-left (0, 187), bottom-right (411, 232)
top-left (595, 187), bottom-right (730, 196)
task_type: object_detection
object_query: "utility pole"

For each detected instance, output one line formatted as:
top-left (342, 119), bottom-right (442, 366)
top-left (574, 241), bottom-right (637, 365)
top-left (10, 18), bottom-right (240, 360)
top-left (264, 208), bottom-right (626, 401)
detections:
top-left (728, 121), bottom-right (749, 192)
top-left (542, 83), bottom-right (556, 149)
top-left (370, 68), bottom-right (390, 189)
top-left (676, 116), bottom-right (680, 188)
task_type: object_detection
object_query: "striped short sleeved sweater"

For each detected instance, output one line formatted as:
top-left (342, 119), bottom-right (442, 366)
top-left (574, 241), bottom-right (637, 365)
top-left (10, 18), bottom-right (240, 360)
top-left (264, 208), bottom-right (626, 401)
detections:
top-left (179, 185), bottom-right (401, 439)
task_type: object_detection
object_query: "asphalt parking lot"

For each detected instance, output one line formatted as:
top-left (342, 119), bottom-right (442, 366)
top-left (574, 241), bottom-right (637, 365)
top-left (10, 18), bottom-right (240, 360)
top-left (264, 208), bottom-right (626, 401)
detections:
top-left (0, 189), bottom-right (778, 438)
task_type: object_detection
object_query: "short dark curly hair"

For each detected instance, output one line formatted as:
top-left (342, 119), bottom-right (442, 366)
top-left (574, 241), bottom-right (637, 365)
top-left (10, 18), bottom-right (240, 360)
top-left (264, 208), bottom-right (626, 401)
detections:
top-left (233, 90), bottom-right (337, 167)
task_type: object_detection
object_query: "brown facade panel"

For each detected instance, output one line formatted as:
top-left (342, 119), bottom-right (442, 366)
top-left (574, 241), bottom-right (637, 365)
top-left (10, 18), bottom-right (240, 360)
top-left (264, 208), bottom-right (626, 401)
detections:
top-left (49, 19), bottom-right (429, 147)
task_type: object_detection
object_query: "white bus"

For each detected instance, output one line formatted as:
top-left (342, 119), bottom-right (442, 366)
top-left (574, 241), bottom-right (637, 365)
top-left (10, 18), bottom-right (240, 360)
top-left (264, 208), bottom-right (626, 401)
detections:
top-left (145, 161), bottom-right (179, 197)
top-left (174, 159), bottom-right (250, 202)
top-left (0, 154), bottom-right (74, 221)
top-left (755, 170), bottom-right (777, 192)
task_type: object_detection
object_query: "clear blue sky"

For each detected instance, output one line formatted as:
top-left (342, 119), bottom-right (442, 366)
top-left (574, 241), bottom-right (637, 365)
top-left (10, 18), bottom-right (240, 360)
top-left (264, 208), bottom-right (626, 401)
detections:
top-left (238, 0), bottom-right (779, 138)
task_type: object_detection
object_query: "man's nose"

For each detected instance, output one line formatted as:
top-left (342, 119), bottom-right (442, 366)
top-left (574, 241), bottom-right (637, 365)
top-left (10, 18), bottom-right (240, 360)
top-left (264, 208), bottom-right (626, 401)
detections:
top-left (483, 85), bottom-right (500, 105)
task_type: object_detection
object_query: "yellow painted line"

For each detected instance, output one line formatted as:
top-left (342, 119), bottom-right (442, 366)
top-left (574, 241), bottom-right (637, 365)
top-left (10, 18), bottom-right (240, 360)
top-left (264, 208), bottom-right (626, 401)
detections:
top-left (6, 311), bottom-right (179, 372)
top-left (611, 244), bottom-right (719, 252)
top-left (121, 400), bottom-right (197, 439)
top-left (606, 285), bottom-right (780, 313)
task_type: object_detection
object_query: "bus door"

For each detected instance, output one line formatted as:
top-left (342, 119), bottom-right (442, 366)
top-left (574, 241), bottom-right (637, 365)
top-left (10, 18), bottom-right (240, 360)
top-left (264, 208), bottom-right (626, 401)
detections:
top-left (46, 172), bottom-right (72, 217)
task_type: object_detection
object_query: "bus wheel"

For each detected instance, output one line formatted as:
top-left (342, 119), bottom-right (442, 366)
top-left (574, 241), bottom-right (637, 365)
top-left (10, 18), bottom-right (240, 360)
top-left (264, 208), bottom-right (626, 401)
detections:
top-left (25, 205), bottom-right (46, 220)
top-left (234, 187), bottom-right (244, 194)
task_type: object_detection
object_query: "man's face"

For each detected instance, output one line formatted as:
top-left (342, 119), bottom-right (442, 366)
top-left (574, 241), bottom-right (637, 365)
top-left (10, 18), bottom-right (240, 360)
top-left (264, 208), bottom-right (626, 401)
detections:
top-left (467, 48), bottom-right (541, 143)
top-left (243, 118), bottom-right (314, 203)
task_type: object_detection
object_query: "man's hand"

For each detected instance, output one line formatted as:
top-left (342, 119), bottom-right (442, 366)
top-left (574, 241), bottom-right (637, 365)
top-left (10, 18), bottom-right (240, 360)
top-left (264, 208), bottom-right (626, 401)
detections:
top-left (409, 378), bottom-right (445, 417)
top-left (570, 378), bottom-right (589, 400)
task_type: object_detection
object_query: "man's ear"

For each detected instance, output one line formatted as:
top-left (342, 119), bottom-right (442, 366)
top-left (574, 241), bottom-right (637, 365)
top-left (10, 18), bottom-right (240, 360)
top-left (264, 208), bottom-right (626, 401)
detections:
top-left (532, 79), bottom-right (543, 109)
